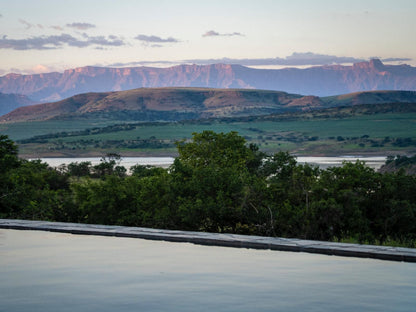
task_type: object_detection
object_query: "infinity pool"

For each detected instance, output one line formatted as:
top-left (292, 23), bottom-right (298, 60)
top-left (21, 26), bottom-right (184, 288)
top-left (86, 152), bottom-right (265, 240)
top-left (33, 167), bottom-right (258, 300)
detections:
top-left (1, 229), bottom-right (415, 312)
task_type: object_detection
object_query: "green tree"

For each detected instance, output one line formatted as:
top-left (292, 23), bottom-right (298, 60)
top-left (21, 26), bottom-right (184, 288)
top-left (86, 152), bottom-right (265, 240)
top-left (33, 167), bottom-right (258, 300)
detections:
top-left (171, 131), bottom-right (264, 232)
top-left (1, 159), bottom-right (70, 220)
top-left (0, 135), bottom-right (20, 174)
top-left (67, 161), bottom-right (92, 177)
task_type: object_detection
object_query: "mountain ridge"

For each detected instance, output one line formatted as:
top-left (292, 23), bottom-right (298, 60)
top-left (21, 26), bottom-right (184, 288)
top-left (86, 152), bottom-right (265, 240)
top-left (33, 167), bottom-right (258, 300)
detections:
top-left (1, 60), bottom-right (416, 104)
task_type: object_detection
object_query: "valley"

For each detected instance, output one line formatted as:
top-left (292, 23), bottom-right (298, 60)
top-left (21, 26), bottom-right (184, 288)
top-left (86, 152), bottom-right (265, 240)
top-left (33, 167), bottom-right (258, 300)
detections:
top-left (3, 105), bottom-right (415, 158)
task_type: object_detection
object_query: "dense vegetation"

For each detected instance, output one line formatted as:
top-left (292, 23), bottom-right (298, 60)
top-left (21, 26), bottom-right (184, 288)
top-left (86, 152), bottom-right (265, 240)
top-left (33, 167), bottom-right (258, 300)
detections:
top-left (1, 132), bottom-right (416, 247)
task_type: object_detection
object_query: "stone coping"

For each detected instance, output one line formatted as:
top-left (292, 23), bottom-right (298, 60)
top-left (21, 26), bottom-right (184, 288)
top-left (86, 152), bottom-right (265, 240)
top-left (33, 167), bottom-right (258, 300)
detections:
top-left (1, 219), bottom-right (415, 262)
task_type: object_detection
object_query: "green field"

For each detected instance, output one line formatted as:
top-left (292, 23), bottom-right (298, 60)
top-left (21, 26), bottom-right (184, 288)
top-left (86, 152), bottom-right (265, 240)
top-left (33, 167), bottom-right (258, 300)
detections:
top-left (2, 112), bottom-right (416, 157)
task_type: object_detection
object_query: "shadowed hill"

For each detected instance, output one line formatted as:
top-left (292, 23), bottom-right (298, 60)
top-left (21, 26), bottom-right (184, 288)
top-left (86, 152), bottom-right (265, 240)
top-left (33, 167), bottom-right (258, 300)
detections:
top-left (0, 88), bottom-right (317, 122)
top-left (2, 88), bottom-right (416, 123)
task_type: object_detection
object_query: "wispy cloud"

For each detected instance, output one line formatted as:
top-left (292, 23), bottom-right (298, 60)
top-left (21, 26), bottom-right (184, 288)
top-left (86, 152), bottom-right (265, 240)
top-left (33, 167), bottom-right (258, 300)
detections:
top-left (105, 52), bottom-right (412, 68)
top-left (66, 22), bottom-right (96, 30)
top-left (380, 57), bottom-right (412, 63)
top-left (19, 19), bottom-right (45, 30)
top-left (202, 30), bottom-right (244, 37)
top-left (184, 52), bottom-right (366, 66)
top-left (1, 64), bottom-right (61, 75)
top-left (202, 30), bottom-right (220, 37)
top-left (19, 19), bottom-right (34, 29)
top-left (135, 34), bottom-right (180, 43)
top-left (107, 60), bottom-right (176, 67)
top-left (0, 33), bottom-right (125, 50)
top-left (50, 25), bottom-right (64, 31)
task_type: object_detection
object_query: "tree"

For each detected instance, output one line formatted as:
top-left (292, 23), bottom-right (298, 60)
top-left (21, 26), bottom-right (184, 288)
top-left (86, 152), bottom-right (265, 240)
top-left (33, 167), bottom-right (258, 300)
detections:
top-left (175, 131), bottom-right (261, 171)
top-left (67, 161), bottom-right (92, 177)
top-left (171, 131), bottom-right (264, 232)
top-left (92, 153), bottom-right (126, 178)
top-left (1, 159), bottom-right (70, 220)
top-left (0, 135), bottom-right (19, 174)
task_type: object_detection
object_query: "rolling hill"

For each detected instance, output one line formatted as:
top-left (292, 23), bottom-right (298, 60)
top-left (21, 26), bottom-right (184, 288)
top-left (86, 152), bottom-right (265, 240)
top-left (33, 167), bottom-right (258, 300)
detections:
top-left (1, 59), bottom-right (416, 103)
top-left (2, 88), bottom-right (416, 123)
top-left (0, 88), bottom-right (320, 122)
top-left (321, 90), bottom-right (416, 107)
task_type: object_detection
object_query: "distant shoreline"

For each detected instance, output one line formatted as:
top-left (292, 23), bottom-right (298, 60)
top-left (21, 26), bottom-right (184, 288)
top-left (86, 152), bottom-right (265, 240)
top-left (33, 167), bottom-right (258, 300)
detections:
top-left (24, 155), bottom-right (387, 170)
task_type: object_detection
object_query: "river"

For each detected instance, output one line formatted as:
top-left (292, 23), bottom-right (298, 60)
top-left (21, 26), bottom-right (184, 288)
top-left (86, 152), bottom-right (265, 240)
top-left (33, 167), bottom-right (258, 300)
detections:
top-left (33, 156), bottom-right (387, 170)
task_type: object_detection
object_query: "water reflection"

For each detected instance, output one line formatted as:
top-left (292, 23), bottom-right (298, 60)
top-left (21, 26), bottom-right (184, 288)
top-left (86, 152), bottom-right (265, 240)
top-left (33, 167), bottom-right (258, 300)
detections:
top-left (1, 229), bottom-right (415, 312)
top-left (34, 156), bottom-right (386, 170)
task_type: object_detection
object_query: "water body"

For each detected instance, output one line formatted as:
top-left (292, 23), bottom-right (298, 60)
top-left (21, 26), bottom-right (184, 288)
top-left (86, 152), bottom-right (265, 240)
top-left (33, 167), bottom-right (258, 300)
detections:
top-left (34, 156), bottom-right (386, 170)
top-left (1, 229), bottom-right (415, 312)
top-left (33, 157), bottom-right (175, 169)
top-left (296, 156), bottom-right (386, 170)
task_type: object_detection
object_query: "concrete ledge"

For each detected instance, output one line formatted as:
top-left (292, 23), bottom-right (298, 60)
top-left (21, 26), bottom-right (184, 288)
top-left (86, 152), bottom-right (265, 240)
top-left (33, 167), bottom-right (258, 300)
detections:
top-left (1, 219), bottom-right (416, 262)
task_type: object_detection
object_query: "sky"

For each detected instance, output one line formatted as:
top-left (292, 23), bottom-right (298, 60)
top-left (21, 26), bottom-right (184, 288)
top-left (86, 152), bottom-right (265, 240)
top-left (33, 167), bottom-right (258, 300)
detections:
top-left (0, 0), bottom-right (415, 75)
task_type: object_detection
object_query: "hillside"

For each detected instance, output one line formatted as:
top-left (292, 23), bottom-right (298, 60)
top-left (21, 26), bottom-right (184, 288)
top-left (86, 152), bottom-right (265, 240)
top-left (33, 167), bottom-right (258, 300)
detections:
top-left (2, 87), bottom-right (416, 123)
top-left (321, 90), bottom-right (416, 107)
top-left (1, 59), bottom-right (416, 102)
top-left (0, 92), bottom-right (35, 115)
top-left (0, 88), bottom-right (318, 122)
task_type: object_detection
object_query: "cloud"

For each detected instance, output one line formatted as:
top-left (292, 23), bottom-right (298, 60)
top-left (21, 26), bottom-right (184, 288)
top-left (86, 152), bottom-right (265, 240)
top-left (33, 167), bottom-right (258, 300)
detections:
top-left (281, 52), bottom-right (365, 66)
top-left (105, 53), bottom-right (412, 69)
top-left (135, 34), bottom-right (180, 43)
top-left (107, 60), bottom-right (176, 67)
top-left (50, 25), bottom-right (64, 31)
top-left (202, 30), bottom-right (220, 37)
top-left (202, 30), bottom-right (244, 37)
top-left (66, 22), bottom-right (96, 30)
top-left (1, 64), bottom-right (62, 75)
top-left (19, 19), bottom-right (34, 29)
top-left (29, 64), bottom-right (57, 74)
top-left (83, 34), bottom-right (124, 47)
top-left (19, 19), bottom-right (45, 30)
top-left (0, 33), bottom-right (125, 50)
top-left (184, 52), bottom-right (366, 66)
top-left (0, 14), bottom-right (3, 18)
top-left (381, 57), bottom-right (412, 63)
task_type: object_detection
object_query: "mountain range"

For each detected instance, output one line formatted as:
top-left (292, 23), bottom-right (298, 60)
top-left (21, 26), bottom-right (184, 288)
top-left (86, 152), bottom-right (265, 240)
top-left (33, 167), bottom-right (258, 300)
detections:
top-left (2, 88), bottom-right (416, 123)
top-left (1, 59), bottom-right (415, 105)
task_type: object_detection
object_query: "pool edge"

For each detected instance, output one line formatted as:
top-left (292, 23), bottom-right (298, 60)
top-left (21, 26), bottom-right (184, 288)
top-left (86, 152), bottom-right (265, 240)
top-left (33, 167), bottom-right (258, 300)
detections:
top-left (1, 219), bottom-right (415, 263)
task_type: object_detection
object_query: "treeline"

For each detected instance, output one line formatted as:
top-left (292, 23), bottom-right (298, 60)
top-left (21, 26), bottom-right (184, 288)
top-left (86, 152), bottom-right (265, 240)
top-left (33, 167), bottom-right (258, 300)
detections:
top-left (17, 123), bottom-right (138, 144)
top-left (46, 137), bottom-right (173, 151)
top-left (1, 132), bottom-right (416, 247)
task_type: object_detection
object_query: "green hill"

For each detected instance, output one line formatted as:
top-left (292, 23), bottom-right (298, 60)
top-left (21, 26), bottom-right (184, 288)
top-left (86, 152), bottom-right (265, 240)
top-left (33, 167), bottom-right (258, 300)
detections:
top-left (0, 88), bottom-right (312, 122)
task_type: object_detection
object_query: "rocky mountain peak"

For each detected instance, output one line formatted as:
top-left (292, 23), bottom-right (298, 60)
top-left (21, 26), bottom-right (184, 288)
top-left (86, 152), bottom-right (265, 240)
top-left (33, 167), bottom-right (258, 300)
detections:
top-left (353, 59), bottom-right (385, 71)
top-left (369, 59), bottom-right (385, 70)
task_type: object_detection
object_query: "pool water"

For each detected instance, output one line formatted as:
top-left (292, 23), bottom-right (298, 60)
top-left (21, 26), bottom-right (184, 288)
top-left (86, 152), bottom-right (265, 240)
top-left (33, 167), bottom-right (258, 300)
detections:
top-left (1, 229), bottom-right (415, 312)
